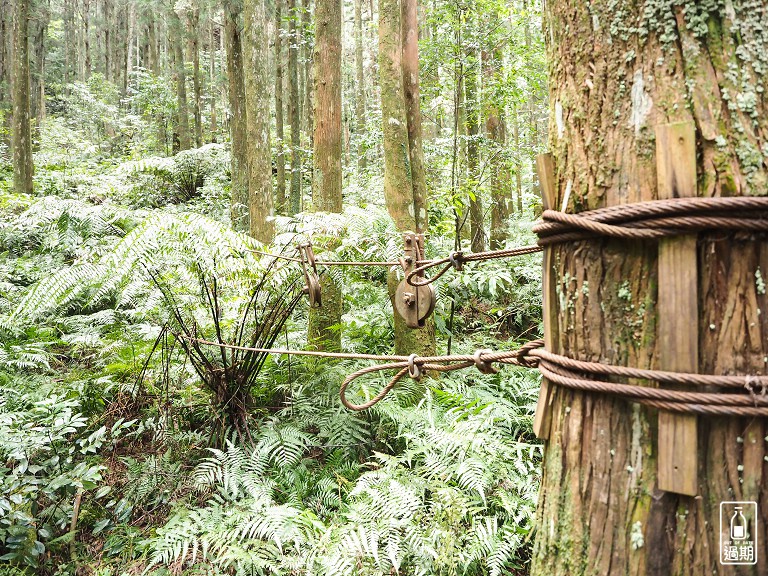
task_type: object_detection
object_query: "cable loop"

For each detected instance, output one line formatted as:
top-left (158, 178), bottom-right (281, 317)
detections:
top-left (408, 354), bottom-right (422, 380)
top-left (473, 349), bottom-right (498, 374)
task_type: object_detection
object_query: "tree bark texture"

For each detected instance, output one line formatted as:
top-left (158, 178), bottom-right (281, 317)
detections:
top-left (379, 0), bottom-right (434, 357)
top-left (464, 44), bottom-right (484, 252)
top-left (170, 8), bottom-right (191, 151)
top-left (11, 0), bottom-right (33, 195)
top-left (243, 0), bottom-right (275, 243)
top-left (532, 2), bottom-right (768, 575)
top-left (311, 0), bottom-right (341, 214)
top-left (401, 0), bottom-right (427, 233)
top-left (224, 0), bottom-right (250, 233)
top-left (484, 48), bottom-right (509, 250)
top-left (187, 5), bottom-right (203, 148)
top-left (275, 0), bottom-right (287, 213)
top-left (308, 0), bottom-right (342, 352)
top-left (288, 0), bottom-right (302, 215)
top-left (301, 0), bottom-right (312, 154)
top-left (354, 0), bottom-right (366, 172)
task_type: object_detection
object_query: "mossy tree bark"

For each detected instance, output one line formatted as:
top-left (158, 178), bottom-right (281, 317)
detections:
top-left (532, 2), bottom-right (768, 575)
top-left (224, 0), bottom-right (249, 233)
top-left (243, 0), bottom-right (275, 244)
top-left (11, 0), bottom-right (33, 196)
top-left (380, 0), bottom-right (434, 357)
top-left (307, 0), bottom-right (342, 351)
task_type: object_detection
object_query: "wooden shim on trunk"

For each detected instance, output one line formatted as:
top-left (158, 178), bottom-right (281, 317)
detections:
top-left (533, 153), bottom-right (558, 439)
top-left (656, 122), bottom-right (698, 496)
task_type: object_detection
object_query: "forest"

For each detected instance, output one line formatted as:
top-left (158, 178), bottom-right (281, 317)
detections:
top-left (3, 0), bottom-right (768, 573)
top-left (0, 0), bottom-right (548, 572)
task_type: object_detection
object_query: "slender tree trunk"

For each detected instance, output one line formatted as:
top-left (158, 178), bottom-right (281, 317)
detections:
top-left (301, 0), bottom-right (312, 158)
top-left (523, 0), bottom-right (538, 197)
top-left (225, 0), bottom-right (249, 233)
top-left (511, 108), bottom-right (522, 215)
top-left (401, 0), bottom-right (427, 233)
top-left (83, 0), bottom-right (91, 79)
top-left (464, 42), bottom-right (484, 252)
top-left (532, 2), bottom-right (768, 575)
top-left (243, 0), bottom-right (274, 243)
top-left (353, 0), bottom-right (366, 172)
top-left (187, 5), bottom-right (203, 148)
top-left (274, 0), bottom-right (287, 213)
top-left (170, 8), bottom-right (191, 151)
top-left (380, 0), bottom-right (434, 356)
top-left (126, 2), bottom-right (136, 91)
top-left (484, 49), bottom-right (508, 250)
top-left (11, 0), bottom-right (33, 195)
top-left (288, 0), bottom-right (301, 215)
top-left (103, 0), bottom-right (110, 82)
top-left (308, 0), bottom-right (342, 352)
top-left (0, 0), bottom-right (10, 144)
top-left (30, 0), bottom-right (48, 135)
top-left (209, 17), bottom-right (217, 142)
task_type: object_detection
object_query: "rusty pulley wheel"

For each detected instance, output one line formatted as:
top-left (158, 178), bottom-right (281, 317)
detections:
top-left (394, 278), bottom-right (436, 328)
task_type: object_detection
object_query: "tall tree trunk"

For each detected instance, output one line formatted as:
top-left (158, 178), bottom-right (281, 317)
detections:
top-left (225, 0), bottom-right (249, 233)
top-left (484, 49), bottom-right (508, 250)
top-left (0, 0), bottom-right (10, 145)
top-left (187, 4), bottom-right (203, 148)
top-left (126, 1), bottom-right (136, 91)
top-left (170, 8), bottom-right (191, 151)
top-left (353, 0), bottom-right (366, 172)
top-left (103, 0), bottom-right (110, 82)
top-left (274, 0), bottom-right (287, 213)
top-left (380, 0), bottom-right (434, 357)
top-left (301, 0), bottom-right (312, 157)
top-left (401, 0), bottom-right (427, 233)
top-left (532, 2), bottom-right (768, 575)
top-left (82, 0), bottom-right (91, 79)
top-left (511, 104), bottom-right (523, 213)
top-left (308, 0), bottom-right (342, 352)
top-left (30, 0), bottom-right (48, 135)
top-left (209, 17), bottom-right (217, 142)
top-left (11, 0), bottom-right (33, 195)
top-left (464, 42), bottom-right (483, 252)
top-left (243, 0), bottom-right (274, 243)
top-left (288, 0), bottom-right (301, 215)
top-left (523, 0), bottom-right (538, 198)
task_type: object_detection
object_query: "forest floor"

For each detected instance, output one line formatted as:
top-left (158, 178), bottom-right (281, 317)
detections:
top-left (0, 91), bottom-right (544, 575)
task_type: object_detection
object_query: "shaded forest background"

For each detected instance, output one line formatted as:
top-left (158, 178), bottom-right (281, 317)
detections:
top-left (0, 0), bottom-right (548, 573)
